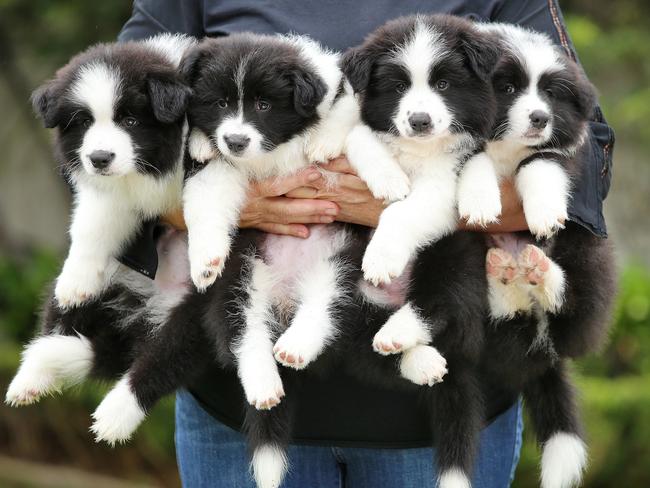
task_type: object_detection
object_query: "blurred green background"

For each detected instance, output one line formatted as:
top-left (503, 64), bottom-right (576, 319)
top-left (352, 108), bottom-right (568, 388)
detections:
top-left (0, 1), bottom-right (649, 487)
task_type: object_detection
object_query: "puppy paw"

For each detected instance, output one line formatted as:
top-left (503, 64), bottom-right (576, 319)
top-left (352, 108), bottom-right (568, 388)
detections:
top-left (399, 345), bottom-right (448, 386)
top-left (458, 186), bottom-right (502, 227)
top-left (190, 255), bottom-right (225, 292)
top-left (518, 245), bottom-right (550, 286)
top-left (188, 128), bottom-right (216, 162)
top-left (5, 372), bottom-right (59, 407)
top-left (90, 378), bottom-right (145, 446)
top-left (55, 263), bottom-right (106, 308)
top-left (372, 305), bottom-right (430, 355)
top-left (364, 166), bottom-right (410, 203)
top-left (243, 370), bottom-right (285, 411)
top-left (362, 236), bottom-right (411, 285)
top-left (306, 135), bottom-right (345, 164)
top-left (273, 328), bottom-right (322, 370)
top-left (524, 201), bottom-right (567, 240)
top-left (486, 248), bottom-right (518, 285)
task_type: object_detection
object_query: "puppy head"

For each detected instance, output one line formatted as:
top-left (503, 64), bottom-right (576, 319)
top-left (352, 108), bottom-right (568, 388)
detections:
top-left (33, 42), bottom-right (190, 178)
top-left (489, 24), bottom-right (596, 149)
top-left (341, 14), bottom-right (497, 141)
top-left (182, 35), bottom-right (327, 161)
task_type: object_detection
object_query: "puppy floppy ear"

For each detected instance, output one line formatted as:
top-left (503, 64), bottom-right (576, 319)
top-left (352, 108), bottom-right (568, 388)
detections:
top-left (459, 29), bottom-right (500, 81)
top-left (290, 68), bottom-right (327, 118)
top-left (571, 65), bottom-right (598, 119)
top-left (31, 79), bottom-right (62, 128)
top-left (179, 45), bottom-right (206, 85)
top-left (340, 46), bottom-right (373, 93)
top-left (147, 73), bottom-right (192, 124)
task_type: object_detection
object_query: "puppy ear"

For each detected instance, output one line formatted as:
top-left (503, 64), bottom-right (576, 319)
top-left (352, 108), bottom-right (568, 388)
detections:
top-left (290, 68), bottom-right (327, 118)
top-left (459, 29), bottom-right (499, 81)
top-left (31, 80), bottom-right (61, 128)
top-left (341, 47), bottom-right (372, 93)
top-left (572, 65), bottom-right (597, 119)
top-left (179, 45), bottom-right (205, 85)
top-left (147, 73), bottom-right (192, 123)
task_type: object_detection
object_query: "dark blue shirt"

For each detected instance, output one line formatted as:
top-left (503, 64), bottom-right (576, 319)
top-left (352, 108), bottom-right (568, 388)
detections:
top-left (118, 0), bottom-right (614, 446)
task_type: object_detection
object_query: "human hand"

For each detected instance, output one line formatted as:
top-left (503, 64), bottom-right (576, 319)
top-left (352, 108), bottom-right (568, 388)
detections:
top-left (459, 179), bottom-right (528, 233)
top-left (285, 156), bottom-right (386, 228)
top-left (162, 167), bottom-right (340, 238)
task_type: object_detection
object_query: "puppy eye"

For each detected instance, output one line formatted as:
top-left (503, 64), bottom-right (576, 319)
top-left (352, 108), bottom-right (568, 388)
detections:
top-left (255, 99), bottom-right (271, 111)
top-left (545, 88), bottom-right (554, 98)
top-left (503, 83), bottom-right (516, 94)
top-left (436, 79), bottom-right (449, 91)
top-left (217, 99), bottom-right (228, 108)
top-left (395, 82), bottom-right (408, 94)
top-left (122, 116), bottom-right (138, 127)
top-left (82, 118), bottom-right (93, 128)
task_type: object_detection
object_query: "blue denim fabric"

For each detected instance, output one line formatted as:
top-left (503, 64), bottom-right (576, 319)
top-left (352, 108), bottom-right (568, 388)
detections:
top-left (175, 390), bottom-right (524, 488)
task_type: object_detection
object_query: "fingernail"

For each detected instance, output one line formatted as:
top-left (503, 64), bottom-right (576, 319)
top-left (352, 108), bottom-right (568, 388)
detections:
top-left (325, 208), bottom-right (338, 215)
top-left (320, 216), bottom-right (334, 223)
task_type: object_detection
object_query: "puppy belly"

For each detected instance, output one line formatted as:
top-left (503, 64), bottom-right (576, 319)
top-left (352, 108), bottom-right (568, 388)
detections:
top-left (487, 232), bottom-right (534, 258)
top-left (261, 224), bottom-right (349, 306)
top-left (154, 226), bottom-right (191, 294)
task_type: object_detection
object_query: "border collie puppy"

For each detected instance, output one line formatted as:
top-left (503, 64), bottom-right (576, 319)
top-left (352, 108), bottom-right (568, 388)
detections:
top-left (337, 14), bottom-right (498, 488)
top-left (455, 24), bottom-right (617, 488)
top-left (33, 34), bottom-right (195, 310)
top-left (181, 33), bottom-right (357, 290)
top-left (5, 34), bottom-right (198, 436)
top-left (342, 14), bottom-right (498, 286)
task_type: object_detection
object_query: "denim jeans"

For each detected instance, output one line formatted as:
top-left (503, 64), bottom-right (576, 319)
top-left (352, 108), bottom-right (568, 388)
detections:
top-left (175, 389), bottom-right (523, 488)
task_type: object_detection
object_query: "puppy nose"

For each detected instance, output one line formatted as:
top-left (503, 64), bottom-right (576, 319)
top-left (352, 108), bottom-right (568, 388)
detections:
top-left (88, 150), bottom-right (115, 169)
top-left (529, 110), bottom-right (550, 130)
top-left (224, 134), bottom-right (250, 154)
top-left (408, 112), bottom-right (432, 133)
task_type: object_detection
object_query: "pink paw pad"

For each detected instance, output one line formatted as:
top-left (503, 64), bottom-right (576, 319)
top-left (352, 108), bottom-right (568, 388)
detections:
top-left (486, 248), bottom-right (517, 284)
top-left (519, 245), bottom-right (550, 285)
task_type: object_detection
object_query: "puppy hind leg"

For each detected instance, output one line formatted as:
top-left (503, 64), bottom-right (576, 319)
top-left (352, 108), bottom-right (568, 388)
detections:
top-left (91, 296), bottom-right (210, 445)
top-left (373, 302), bottom-right (432, 355)
top-left (274, 257), bottom-right (342, 370)
top-left (6, 334), bottom-right (93, 406)
top-left (237, 259), bottom-right (285, 410)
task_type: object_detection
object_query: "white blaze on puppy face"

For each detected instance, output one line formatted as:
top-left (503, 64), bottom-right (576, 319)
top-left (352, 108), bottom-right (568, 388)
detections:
top-left (215, 57), bottom-right (266, 160)
top-left (505, 38), bottom-right (563, 146)
top-left (392, 23), bottom-right (453, 139)
top-left (70, 63), bottom-right (136, 177)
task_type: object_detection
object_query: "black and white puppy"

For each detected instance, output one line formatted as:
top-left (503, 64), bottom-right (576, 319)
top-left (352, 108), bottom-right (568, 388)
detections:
top-left (34, 34), bottom-right (195, 309)
top-left (342, 14), bottom-right (498, 286)
top-left (338, 15), bottom-right (498, 488)
top-left (6, 35), bottom-right (197, 438)
top-left (182, 33), bottom-right (357, 290)
top-left (455, 24), bottom-right (617, 488)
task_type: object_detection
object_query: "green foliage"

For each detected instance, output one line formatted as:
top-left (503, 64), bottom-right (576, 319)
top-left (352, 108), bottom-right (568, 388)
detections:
top-left (0, 250), bottom-right (58, 344)
top-left (567, 15), bottom-right (650, 144)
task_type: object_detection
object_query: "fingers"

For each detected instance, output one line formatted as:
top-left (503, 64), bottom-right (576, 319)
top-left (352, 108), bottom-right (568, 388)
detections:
top-left (285, 187), bottom-right (319, 198)
top-left (321, 156), bottom-right (357, 175)
top-left (255, 223), bottom-right (311, 238)
top-left (254, 167), bottom-right (322, 197)
top-left (264, 197), bottom-right (339, 224)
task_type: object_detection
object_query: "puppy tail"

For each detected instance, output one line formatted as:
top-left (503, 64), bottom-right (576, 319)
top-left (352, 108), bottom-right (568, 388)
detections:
top-left (245, 397), bottom-right (293, 488)
top-left (540, 432), bottom-right (587, 488)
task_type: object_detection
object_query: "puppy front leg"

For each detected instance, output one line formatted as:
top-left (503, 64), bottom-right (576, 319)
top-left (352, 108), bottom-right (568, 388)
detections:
top-left (346, 124), bottom-right (410, 202)
top-left (516, 159), bottom-right (569, 239)
top-left (183, 159), bottom-right (248, 291)
top-left (457, 151), bottom-right (502, 226)
top-left (306, 92), bottom-right (360, 163)
top-left (362, 167), bottom-right (458, 285)
top-left (55, 190), bottom-right (137, 308)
